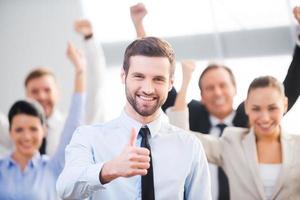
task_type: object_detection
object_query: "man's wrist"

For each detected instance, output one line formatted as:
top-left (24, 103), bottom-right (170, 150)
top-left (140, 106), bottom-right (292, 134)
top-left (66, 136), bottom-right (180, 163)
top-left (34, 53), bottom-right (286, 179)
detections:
top-left (99, 161), bottom-right (117, 184)
top-left (84, 33), bottom-right (93, 40)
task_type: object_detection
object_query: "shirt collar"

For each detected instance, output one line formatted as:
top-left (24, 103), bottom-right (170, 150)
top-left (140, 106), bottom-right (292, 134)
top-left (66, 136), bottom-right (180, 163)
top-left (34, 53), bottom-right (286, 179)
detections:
top-left (120, 109), bottom-right (164, 138)
top-left (209, 111), bottom-right (236, 127)
top-left (4, 152), bottom-right (41, 169)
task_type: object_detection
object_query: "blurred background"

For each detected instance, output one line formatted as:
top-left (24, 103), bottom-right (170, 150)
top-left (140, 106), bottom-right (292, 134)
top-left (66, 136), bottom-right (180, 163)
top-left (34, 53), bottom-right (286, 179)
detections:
top-left (0, 0), bottom-right (299, 133)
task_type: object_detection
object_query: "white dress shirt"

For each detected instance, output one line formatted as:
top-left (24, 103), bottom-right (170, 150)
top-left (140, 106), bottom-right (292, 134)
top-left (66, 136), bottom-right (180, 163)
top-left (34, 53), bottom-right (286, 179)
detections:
top-left (259, 164), bottom-right (282, 200)
top-left (46, 110), bottom-right (65, 156)
top-left (57, 110), bottom-right (212, 200)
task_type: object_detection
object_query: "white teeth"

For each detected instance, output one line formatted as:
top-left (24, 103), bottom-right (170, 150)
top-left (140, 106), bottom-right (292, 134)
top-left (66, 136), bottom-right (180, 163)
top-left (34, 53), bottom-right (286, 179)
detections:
top-left (260, 124), bottom-right (270, 129)
top-left (257, 123), bottom-right (272, 130)
top-left (139, 96), bottom-right (154, 101)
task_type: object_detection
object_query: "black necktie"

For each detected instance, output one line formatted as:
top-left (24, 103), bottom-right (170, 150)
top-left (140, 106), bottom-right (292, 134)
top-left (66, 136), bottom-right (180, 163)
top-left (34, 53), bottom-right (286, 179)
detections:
top-left (139, 126), bottom-right (155, 200)
top-left (217, 123), bottom-right (227, 136)
top-left (216, 123), bottom-right (230, 200)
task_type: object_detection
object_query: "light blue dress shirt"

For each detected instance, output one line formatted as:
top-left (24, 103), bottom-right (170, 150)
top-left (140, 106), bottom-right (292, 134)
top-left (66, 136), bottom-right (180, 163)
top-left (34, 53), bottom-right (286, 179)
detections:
top-left (57, 110), bottom-right (212, 200)
top-left (0, 93), bottom-right (85, 200)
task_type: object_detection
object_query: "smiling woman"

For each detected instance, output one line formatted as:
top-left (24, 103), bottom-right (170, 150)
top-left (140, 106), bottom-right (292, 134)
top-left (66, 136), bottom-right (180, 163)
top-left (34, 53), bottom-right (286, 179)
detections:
top-left (0, 93), bottom-right (85, 200)
top-left (245, 76), bottom-right (287, 141)
top-left (0, 42), bottom-right (87, 200)
top-left (8, 100), bottom-right (46, 170)
top-left (168, 75), bottom-right (300, 199)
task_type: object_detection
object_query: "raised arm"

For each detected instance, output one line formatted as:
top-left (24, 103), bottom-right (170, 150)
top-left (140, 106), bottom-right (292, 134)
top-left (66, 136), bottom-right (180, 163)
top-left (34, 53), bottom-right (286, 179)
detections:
top-left (50, 42), bottom-right (86, 174)
top-left (67, 42), bottom-right (86, 93)
top-left (192, 131), bottom-right (223, 166)
top-left (0, 112), bottom-right (11, 157)
top-left (284, 7), bottom-right (300, 111)
top-left (235, 7), bottom-right (300, 126)
top-left (167, 60), bottom-right (196, 130)
top-left (74, 19), bottom-right (107, 124)
top-left (174, 60), bottom-right (196, 111)
top-left (130, 3), bottom-right (147, 38)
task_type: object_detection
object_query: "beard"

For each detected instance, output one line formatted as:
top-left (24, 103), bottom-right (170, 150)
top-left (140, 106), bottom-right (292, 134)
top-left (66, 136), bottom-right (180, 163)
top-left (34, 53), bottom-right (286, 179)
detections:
top-left (125, 86), bottom-right (164, 117)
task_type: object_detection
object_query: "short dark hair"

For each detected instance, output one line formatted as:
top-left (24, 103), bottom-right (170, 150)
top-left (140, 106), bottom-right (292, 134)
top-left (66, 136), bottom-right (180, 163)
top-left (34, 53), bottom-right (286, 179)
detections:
top-left (122, 37), bottom-right (175, 77)
top-left (198, 63), bottom-right (236, 91)
top-left (24, 67), bottom-right (56, 87)
top-left (8, 99), bottom-right (46, 130)
top-left (247, 75), bottom-right (285, 98)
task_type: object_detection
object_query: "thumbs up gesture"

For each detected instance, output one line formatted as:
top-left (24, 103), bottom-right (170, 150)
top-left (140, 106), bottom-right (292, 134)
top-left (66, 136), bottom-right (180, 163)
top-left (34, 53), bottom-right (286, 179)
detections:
top-left (99, 128), bottom-right (151, 184)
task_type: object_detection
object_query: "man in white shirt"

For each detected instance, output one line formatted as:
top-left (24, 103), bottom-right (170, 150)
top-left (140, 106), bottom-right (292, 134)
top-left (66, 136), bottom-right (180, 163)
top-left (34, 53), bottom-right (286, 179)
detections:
top-left (0, 20), bottom-right (106, 157)
top-left (56, 37), bottom-right (211, 200)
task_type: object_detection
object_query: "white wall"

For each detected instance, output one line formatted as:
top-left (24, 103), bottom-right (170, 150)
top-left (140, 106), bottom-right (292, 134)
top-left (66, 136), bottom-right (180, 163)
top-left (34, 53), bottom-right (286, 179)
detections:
top-left (0, 0), bottom-right (299, 135)
top-left (0, 0), bottom-right (83, 114)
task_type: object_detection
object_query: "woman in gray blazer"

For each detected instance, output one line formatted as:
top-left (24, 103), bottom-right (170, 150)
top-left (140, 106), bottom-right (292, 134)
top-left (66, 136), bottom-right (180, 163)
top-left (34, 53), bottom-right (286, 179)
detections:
top-left (168, 76), bottom-right (300, 200)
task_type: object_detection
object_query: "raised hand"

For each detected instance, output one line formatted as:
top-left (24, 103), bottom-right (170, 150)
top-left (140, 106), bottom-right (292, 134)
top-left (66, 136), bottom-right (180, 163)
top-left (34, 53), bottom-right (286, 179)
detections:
top-left (294, 7), bottom-right (300, 24)
top-left (130, 3), bottom-right (147, 37)
top-left (74, 19), bottom-right (93, 38)
top-left (100, 128), bottom-right (151, 184)
top-left (66, 42), bottom-right (87, 73)
top-left (130, 3), bottom-right (147, 26)
top-left (181, 60), bottom-right (196, 86)
top-left (171, 60), bottom-right (196, 112)
top-left (66, 42), bottom-right (87, 93)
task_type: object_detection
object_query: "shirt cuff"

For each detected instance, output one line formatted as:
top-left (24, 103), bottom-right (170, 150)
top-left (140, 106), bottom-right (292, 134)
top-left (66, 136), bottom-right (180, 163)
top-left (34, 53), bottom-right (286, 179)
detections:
top-left (83, 162), bottom-right (106, 190)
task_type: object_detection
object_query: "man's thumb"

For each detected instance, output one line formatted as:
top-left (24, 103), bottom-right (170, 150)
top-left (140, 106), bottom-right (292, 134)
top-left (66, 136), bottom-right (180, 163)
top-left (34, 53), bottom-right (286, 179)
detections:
top-left (128, 128), bottom-right (138, 146)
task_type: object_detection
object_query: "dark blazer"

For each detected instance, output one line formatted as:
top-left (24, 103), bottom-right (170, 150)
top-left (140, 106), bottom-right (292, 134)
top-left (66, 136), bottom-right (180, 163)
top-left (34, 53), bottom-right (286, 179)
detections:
top-left (162, 87), bottom-right (177, 112)
top-left (188, 45), bottom-right (300, 134)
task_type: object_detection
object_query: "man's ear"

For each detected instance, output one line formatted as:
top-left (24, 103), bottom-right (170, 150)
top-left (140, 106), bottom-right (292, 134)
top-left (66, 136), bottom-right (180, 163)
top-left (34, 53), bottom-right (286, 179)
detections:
top-left (168, 78), bottom-right (174, 91)
top-left (121, 68), bottom-right (126, 84)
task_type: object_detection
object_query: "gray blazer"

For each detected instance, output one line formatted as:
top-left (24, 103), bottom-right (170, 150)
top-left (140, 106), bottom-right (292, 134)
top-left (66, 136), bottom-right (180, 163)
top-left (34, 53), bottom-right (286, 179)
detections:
top-left (195, 127), bottom-right (300, 200)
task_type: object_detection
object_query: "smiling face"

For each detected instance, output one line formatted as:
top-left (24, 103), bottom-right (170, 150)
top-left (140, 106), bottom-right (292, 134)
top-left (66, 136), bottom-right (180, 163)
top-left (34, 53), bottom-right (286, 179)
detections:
top-left (200, 67), bottom-right (236, 120)
top-left (10, 114), bottom-right (45, 159)
top-left (245, 87), bottom-right (287, 138)
top-left (26, 75), bottom-right (59, 118)
top-left (123, 55), bottom-right (173, 123)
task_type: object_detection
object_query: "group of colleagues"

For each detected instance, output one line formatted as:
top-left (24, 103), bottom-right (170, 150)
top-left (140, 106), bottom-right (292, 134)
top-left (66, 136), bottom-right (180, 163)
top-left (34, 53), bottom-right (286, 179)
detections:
top-left (0, 3), bottom-right (300, 200)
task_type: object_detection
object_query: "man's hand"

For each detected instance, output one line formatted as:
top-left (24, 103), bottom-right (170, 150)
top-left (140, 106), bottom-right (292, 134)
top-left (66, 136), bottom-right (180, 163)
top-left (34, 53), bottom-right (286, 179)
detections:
top-left (294, 7), bottom-right (300, 24)
top-left (130, 3), bottom-right (147, 26)
top-left (100, 128), bottom-right (151, 184)
top-left (74, 19), bottom-right (93, 38)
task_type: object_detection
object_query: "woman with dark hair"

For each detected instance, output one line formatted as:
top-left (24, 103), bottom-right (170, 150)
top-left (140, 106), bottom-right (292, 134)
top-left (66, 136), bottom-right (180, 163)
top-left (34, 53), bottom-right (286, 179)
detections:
top-left (168, 75), bottom-right (300, 199)
top-left (0, 43), bottom-right (86, 200)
